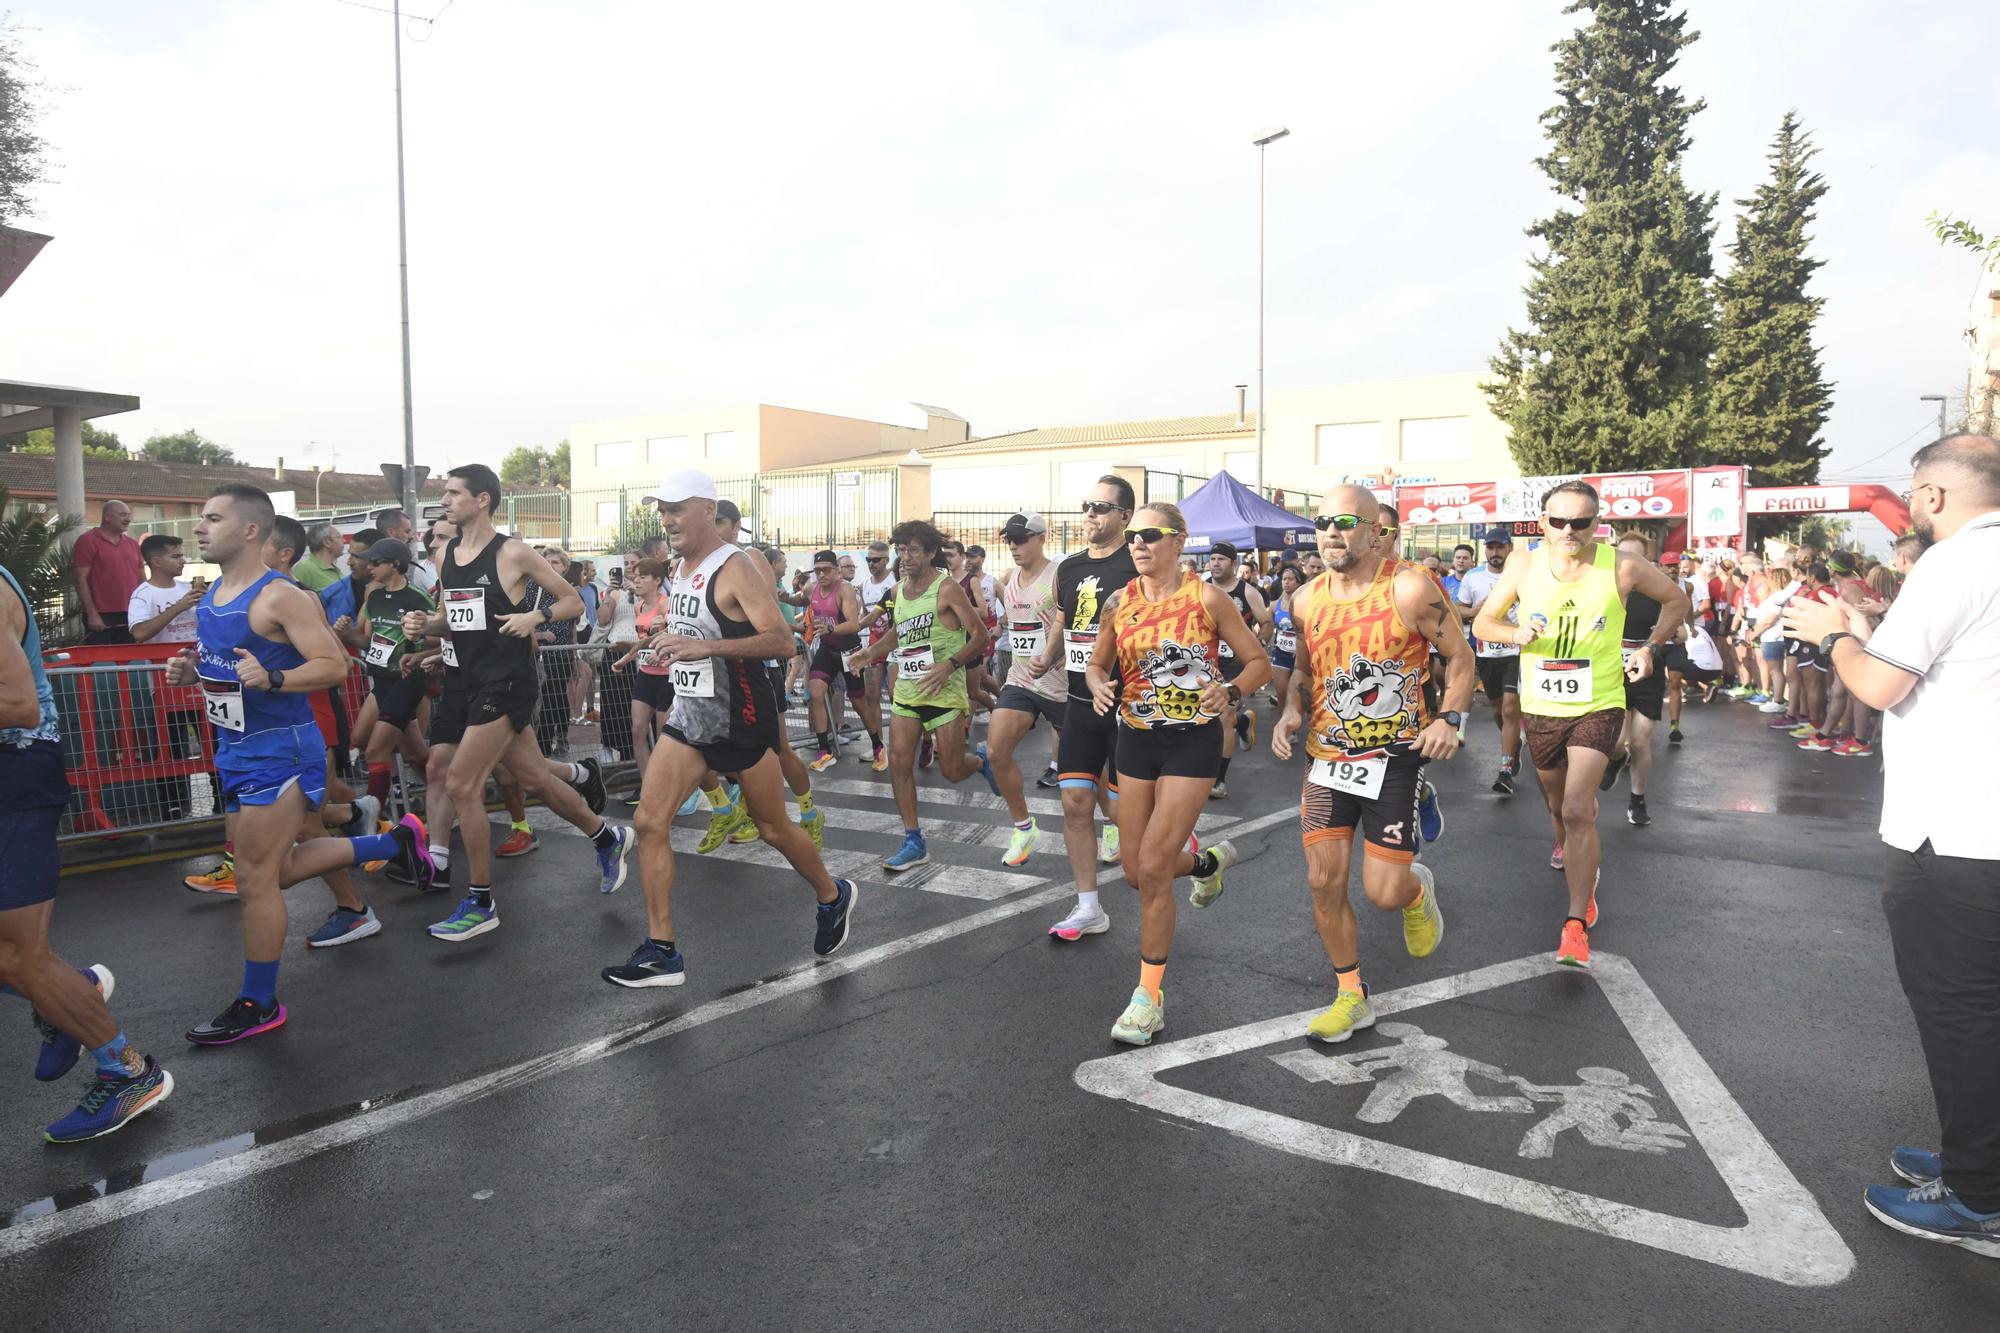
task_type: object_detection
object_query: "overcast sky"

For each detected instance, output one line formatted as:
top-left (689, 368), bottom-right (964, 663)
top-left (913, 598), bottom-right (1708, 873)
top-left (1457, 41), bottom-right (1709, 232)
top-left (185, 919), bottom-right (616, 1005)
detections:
top-left (3, 0), bottom-right (1995, 489)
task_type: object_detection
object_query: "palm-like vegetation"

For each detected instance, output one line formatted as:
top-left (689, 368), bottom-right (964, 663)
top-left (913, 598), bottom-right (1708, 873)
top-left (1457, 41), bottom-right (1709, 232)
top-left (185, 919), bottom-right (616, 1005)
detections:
top-left (0, 484), bottom-right (76, 644)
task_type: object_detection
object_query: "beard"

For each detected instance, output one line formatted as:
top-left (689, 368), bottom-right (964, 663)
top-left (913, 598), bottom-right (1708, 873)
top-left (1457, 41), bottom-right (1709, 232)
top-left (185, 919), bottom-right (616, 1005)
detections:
top-left (1328, 546), bottom-right (1364, 572)
top-left (1912, 509), bottom-right (1937, 549)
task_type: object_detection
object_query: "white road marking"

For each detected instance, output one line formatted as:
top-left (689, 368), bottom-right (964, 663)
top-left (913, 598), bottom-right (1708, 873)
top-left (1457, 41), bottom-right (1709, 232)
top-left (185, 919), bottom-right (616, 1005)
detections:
top-left (1, 805), bottom-right (1299, 1256)
top-left (807, 775), bottom-right (1237, 834)
top-left (1072, 951), bottom-right (1855, 1288)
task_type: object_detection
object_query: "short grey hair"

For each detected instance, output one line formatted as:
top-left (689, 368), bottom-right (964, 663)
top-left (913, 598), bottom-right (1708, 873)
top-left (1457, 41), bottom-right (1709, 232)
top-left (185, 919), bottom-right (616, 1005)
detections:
top-left (305, 521), bottom-right (342, 553)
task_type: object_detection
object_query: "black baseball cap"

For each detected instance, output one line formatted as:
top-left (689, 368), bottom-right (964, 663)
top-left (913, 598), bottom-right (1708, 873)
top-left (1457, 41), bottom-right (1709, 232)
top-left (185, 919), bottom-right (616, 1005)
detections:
top-left (358, 538), bottom-right (413, 569)
top-left (715, 499), bottom-right (742, 524)
top-left (812, 548), bottom-right (838, 567)
top-left (1210, 541), bottom-right (1240, 560)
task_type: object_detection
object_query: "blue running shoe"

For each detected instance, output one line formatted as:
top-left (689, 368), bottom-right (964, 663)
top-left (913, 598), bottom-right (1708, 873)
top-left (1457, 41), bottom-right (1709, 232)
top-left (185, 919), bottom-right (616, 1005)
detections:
top-left (44, 1055), bottom-right (174, 1144)
top-left (1892, 1146), bottom-right (1944, 1186)
top-left (884, 834), bottom-right (928, 872)
top-left (1865, 1178), bottom-right (2000, 1258)
top-left (33, 964), bottom-right (114, 1082)
top-left (676, 789), bottom-right (702, 817)
top-left (598, 823), bottom-right (634, 894)
top-left (814, 879), bottom-right (857, 957)
top-left (602, 939), bottom-right (686, 989)
top-left (976, 743), bottom-right (1001, 798)
top-left (1416, 774), bottom-right (1444, 845)
top-left (306, 906), bottom-right (381, 949)
top-left (429, 895), bottom-right (499, 942)
top-left (1746, 693), bottom-right (1769, 705)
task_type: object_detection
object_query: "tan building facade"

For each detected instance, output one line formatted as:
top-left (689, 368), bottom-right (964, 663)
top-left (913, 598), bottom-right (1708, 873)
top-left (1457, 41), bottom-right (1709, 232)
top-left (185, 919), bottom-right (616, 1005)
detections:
top-left (1262, 372), bottom-right (1518, 496)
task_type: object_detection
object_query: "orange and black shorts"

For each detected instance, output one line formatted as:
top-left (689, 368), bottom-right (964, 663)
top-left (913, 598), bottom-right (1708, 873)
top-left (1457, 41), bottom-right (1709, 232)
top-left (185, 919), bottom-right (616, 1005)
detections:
top-left (1300, 751), bottom-right (1425, 862)
top-left (1523, 706), bottom-right (1624, 771)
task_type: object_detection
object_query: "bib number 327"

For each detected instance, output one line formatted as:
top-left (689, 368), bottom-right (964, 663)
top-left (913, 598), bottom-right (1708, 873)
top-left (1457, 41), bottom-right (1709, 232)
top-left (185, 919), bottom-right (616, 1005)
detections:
top-left (1307, 755), bottom-right (1386, 799)
top-left (1530, 658), bottom-right (1593, 704)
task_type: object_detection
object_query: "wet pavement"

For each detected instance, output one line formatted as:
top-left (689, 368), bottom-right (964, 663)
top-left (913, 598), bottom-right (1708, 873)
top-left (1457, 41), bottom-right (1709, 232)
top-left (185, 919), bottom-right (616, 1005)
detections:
top-left (5, 694), bottom-right (1998, 1330)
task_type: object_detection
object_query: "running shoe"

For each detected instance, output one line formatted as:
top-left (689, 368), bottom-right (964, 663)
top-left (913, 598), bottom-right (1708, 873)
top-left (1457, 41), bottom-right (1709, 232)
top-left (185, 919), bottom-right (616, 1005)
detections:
top-left (676, 789), bottom-right (702, 817)
top-left (340, 794), bottom-right (382, 838)
top-left (602, 940), bottom-right (686, 988)
top-left (1239, 707), bottom-right (1258, 748)
top-left (1188, 840), bottom-right (1237, 908)
top-left (1627, 794), bottom-right (1651, 826)
top-left (809, 750), bottom-right (839, 773)
top-left (365, 818), bottom-right (395, 874)
top-left (33, 964), bottom-right (114, 1082)
top-left (1401, 862), bottom-right (1442, 957)
top-left (1598, 749), bottom-right (1628, 792)
top-left (1584, 873), bottom-right (1600, 929)
top-left (393, 814), bottom-right (437, 892)
top-left (1787, 723), bottom-right (1817, 739)
top-left (1048, 905), bottom-right (1110, 940)
top-left (306, 906), bottom-right (381, 948)
top-left (1864, 1179), bottom-right (2000, 1258)
top-left (1002, 819), bottom-right (1039, 867)
top-left (1307, 989), bottom-right (1374, 1044)
top-left (871, 747), bottom-right (889, 773)
top-left (976, 743), bottom-right (1002, 797)
top-left (1209, 780), bottom-right (1229, 800)
top-left (1767, 713), bottom-right (1802, 728)
top-left (183, 857), bottom-right (236, 895)
top-left (802, 808), bottom-right (826, 849)
top-left (1836, 738), bottom-right (1875, 758)
top-left (697, 802), bottom-right (748, 854)
top-left (1416, 775), bottom-right (1444, 843)
top-left (185, 996), bottom-right (288, 1046)
top-left (598, 823), bottom-right (634, 893)
top-left (43, 1056), bottom-right (174, 1145)
top-left (1891, 1146), bottom-right (1943, 1186)
top-left (1797, 733), bottom-right (1834, 752)
top-left (1668, 726), bottom-right (1683, 745)
top-left (813, 879), bottom-right (857, 957)
top-left (1550, 843), bottom-right (1565, 871)
top-left (918, 734), bottom-right (936, 770)
top-left (429, 895), bottom-right (499, 941)
top-left (884, 834), bottom-right (929, 872)
top-left (574, 756), bottom-right (607, 815)
top-left (1745, 692), bottom-right (1769, 704)
top-left (1492, 763), bottom-right (1515, 796)
top-left (1756, 701), bottom-right (1786, 714)
top-left (1036, 765), bottom-right (1059, 789)
top-left (496, 827), bottom-right (540, 857)
top-left (1110, 987), bottom-right (1165, 1045)
top-left (1098, 824), bottom-right (1121, 864)
top-left (1556, 918), bottom-right (1591, 969)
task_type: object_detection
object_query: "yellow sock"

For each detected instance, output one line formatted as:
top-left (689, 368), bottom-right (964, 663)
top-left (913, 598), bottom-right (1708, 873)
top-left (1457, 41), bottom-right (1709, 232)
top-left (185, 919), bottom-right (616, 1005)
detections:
top-left (797, 789), bottom-right (815, 815)
top-left (705, 786), bottom-right (730, 810)
top-left (1336, 965), bottom-right (1363, 995)
top-left (1139, 960), bottom-right (1166, 1005)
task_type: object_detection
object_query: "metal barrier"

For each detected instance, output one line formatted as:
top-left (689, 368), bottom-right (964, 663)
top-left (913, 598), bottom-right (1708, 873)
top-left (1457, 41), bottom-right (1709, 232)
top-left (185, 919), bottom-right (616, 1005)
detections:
top-left (931, 511), bottom-right (1094, 556)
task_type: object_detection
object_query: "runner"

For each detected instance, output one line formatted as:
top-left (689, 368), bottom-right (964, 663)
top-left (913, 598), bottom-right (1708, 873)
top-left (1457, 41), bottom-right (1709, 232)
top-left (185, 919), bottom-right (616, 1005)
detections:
top-left (791, 550), bottom-right (883, 772)
top-left (1455, 533), bottom-right (1524, 793)
top-left (1266, 564), bottom-right (1303, 737)
top-left (1271, 484), bottom-right (1474, 1042)
top-left (608, 558), bottom-right (674, 777)
top-left (168, 483), bottom-right (434, 1044)
top-left (962, 543), bottom-right (1003, 714)
top-left (1469, 481), bottom-right (1690, 969)
top-left (846, 520), bottom-right (998, 872)
top-left (342, 538), bottom-right (435, 813)
top-left (1090, 502), bottom-right (1267, 1044)
top-left (1045, 476), bottom-right (1138, 940)
top-left (1600, 532), bottom-right (1666, 827)
top-left (1203, 542), bottom-right (1271, 799)
top-left (401, 465), bottom-right (632, 942)
top-left (856, 540), bottom-right (898, 772)
top-left (2, 563), bottom-right (176, 1142)
top-left (984, 510), bottom-right (1065, 866)
top-left (601, 470), bottom-right (856, 987)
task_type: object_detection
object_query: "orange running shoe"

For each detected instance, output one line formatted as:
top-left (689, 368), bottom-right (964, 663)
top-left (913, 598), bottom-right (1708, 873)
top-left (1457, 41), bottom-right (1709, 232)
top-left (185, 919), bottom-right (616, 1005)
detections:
top-left (495, 827), bottom-right (539, 858)
top-left (362, 819), bottom-right (394, 873)
top-left (183, 859), bottom-right (236, 895)
top-left (870, 747), bottom-right (888, 773)
top-left (1556, 918), bottom-right (1591, 969)
top-left (1584, 870), bottom-right (1600, 929)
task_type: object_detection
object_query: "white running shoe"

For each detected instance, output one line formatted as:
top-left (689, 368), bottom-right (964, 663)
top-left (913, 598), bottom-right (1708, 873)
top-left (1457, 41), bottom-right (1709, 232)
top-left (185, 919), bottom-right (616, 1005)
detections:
top-left (1049, 905), bottom-right (1110, 940)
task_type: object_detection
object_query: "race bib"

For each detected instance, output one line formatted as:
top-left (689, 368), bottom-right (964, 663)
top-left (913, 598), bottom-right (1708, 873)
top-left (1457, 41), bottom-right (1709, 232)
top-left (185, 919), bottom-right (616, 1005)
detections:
top-left (1007, 623), bottom-right (1043, 656)
top-left (1218, 638), bottom-right (1235, 659)
top-left (440, 639), bottom-right (458, 669)
top-left (635, 647), bottom-right (658, 669)
top-left (895, 643), bottom-right (936, 683)
top-left (1064, 630), bottom-right (1096, 674)
top-left (445, 588), bottom-right (487, 632)
top-left (672, 656), bottom-right (715, 698)
top-left (1530, 658), bottom-right (1593, 704)
top-left (1273, 629), bottom-right (1297, 656)
top-left (201, 680), bottom-right (245, 733)
top-left (840, 650), bottom-right (862, 676)
top-left (1307, 755), bottom-right (1386, 799)
top-left (364, 634), bottom-right (397, 669)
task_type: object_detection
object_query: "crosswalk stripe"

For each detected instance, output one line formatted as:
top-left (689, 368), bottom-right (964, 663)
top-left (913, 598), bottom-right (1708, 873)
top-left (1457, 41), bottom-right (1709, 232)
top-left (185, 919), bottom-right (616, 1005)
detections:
top-left (661, 826), bottom-right (1041, 901)
top-left (803, 774), bottom-right (1237, 835)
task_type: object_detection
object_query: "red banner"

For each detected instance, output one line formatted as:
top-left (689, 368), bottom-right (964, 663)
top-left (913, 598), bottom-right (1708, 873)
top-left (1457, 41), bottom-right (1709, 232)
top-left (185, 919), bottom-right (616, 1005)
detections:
top-left (1394, 481), bottom-right (1500, 524)
top-left (1398, 470), bottom-right (1691, 524)
top-left (1581, 470), bottom-right (1690, 520)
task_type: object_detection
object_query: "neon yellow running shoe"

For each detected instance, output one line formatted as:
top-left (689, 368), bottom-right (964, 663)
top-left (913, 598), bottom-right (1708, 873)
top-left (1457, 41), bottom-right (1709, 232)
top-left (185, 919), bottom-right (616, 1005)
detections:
top-left (801, 808), bottom-right (826, 849)
top-left (1401, 862), bottom-right (1442, 958)
top-left (728, 814), bottom-right (761, 845)
top-left (1188, 840), bottom-right (1237, 908)
top-left (698, 803), bottom-right (748, 854)
top-left (1002, 818), bottom-right (1038, 867)
top-left (1307, 989), bottom-right (1375, 1043)
top-left (1110, 987), bottom-right (1164, 1045)
top-left (1098, 824), bottom-right (1121, 865)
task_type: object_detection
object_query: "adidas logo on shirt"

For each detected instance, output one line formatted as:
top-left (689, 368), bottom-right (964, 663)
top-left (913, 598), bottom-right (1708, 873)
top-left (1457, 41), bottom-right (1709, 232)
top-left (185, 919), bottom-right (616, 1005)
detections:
top-left (476, 574), bottom-right (491, 585)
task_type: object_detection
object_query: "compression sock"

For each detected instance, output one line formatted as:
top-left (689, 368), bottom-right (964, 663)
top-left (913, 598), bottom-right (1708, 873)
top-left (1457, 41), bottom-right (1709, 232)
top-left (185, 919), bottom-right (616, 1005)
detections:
top-left (241, 959), bottom-right (280, 1008)
top-left (366, 763), bottom-right (392, 802)
top-left (1077, 889), bottom-right (1101, 914)
top-left (1216, 757), bottom-right (1232, 782)
top-left (1334, 962), bottom-right (1363, 995)
top-left (351, 826), bottom-right (403, 864)
top-left (470, 885), bottom-right (493, 910)
top-left (1191, 848), bottom-right (1219, 879)
top-left (797, 788), bottom-right (816, 815)
top-left (1138, 958), bottom-right (1167, 1006)
top-left (704, 786), bottom-right (731, 811)
top-left (817, 731), bottom-right (835, 754)
top-left (89, 1033), bottom-right (130, 1077)
top-left (590, 820), bottom-right (619, 850)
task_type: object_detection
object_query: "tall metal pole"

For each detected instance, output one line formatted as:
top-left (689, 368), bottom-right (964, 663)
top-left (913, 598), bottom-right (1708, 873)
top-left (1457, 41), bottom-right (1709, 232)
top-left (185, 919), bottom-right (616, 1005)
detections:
top-left (393, 1), bottom-right (418, 520)
top-left (1255, 141), bottom-right (1266, 494)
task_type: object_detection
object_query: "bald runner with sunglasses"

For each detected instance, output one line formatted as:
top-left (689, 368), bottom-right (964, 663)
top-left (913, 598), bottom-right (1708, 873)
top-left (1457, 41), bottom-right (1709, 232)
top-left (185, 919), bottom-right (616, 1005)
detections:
top-left (1470, 480), bottom-right (1690, 970)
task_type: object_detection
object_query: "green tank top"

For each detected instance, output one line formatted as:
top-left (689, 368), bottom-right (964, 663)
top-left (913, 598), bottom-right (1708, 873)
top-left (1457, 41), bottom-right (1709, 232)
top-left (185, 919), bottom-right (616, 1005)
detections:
top-left (1518, 541), bottom-right (1625, 717)
top-left (891, 572), bottom-right (968, 711)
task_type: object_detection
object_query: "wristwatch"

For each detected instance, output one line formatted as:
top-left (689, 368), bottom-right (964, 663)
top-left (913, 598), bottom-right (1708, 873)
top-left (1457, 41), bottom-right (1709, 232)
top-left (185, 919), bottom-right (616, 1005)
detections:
top-left (540, 605), bottom-right (555, 623)
top-left (1819, 630), bottom-right (1852, 655)
top-left (1225, 681), bottom-right (1243, 706)
top-left (267, 669), bottom-right (286, 692)
top-left (1440, 710), bottom-right (1464, 729)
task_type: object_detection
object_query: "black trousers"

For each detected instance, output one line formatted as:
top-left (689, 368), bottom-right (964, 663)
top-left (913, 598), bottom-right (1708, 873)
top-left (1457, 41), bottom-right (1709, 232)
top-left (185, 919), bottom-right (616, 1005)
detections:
top-left (1883, 841), bottom-right (2000, 1211)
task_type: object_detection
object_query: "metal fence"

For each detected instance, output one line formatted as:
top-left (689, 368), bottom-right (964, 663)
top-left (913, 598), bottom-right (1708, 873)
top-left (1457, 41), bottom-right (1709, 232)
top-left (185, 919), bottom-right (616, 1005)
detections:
top-left (931, 511), bottom-right (1095, 556)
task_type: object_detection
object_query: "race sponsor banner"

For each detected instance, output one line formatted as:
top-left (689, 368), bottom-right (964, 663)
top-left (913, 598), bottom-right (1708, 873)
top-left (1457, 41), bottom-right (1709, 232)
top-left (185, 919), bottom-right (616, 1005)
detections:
top-left (1395, 481), bottom-right (1499, 525)
top-left (1404, 470), bottom-right (1691, 525)
top-left (1584, 469), bottom-right (1690, 520)
top-left (1745, 485), bottom-right (1851, 515)
top-left (1690, 466), bottom-right (1746, 539)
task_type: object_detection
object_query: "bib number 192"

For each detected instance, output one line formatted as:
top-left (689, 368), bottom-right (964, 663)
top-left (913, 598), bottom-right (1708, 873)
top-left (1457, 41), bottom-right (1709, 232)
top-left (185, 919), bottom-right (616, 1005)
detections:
top-left (1307, 755), bottom-right (1386, 799)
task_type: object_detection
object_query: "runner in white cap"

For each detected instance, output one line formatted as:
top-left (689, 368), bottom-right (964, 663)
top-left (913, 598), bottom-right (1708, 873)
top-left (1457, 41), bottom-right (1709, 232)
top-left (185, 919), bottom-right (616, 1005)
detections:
top-left (983, 510), bottom-right (1066, 866)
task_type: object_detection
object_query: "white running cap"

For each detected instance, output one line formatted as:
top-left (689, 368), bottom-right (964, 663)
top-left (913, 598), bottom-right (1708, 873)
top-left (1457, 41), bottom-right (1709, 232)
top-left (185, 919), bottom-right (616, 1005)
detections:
top-left (641, 469), bottom-right (719, 504)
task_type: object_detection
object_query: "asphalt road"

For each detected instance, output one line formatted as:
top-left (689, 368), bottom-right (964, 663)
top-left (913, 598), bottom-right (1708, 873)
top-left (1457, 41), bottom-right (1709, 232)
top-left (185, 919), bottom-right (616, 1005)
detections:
top-left (4, 692), bottom-right (1997, 1330)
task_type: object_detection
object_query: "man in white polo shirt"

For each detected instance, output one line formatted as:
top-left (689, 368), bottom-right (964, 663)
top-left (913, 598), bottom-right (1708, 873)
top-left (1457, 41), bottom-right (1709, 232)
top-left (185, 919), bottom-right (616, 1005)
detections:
top-left (1785, 433), bottom-right (2000, 1260)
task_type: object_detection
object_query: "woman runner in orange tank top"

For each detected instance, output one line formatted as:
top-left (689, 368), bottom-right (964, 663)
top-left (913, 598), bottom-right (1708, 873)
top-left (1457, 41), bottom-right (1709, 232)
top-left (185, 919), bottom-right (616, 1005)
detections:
top-left (1084, 502), bottom-right (1270, 1047)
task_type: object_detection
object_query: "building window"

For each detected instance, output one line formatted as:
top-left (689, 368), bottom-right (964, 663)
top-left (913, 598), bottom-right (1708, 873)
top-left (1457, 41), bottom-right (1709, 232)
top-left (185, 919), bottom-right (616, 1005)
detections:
top-left (1315, 422), bottom-right (1379, 467)
top-left (1223, 451), bottom-right (1260, 486)
top-left (1399, 417), bottom-right (1471, 464)
top-left (704, 430), bottom-right (736, 460)
top-left (647, 435), bottom-right (689, 464)
top-left (595, 440), bottom-right (636, 468)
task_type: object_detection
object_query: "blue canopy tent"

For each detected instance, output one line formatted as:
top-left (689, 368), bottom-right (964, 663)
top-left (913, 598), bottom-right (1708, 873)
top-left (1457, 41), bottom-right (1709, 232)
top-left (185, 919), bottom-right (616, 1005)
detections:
top-left (1175, 470), bottom-right (1316, 555)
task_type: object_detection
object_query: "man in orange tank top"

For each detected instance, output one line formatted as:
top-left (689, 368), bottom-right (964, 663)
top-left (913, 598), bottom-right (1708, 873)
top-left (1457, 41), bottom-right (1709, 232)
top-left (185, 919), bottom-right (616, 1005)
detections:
top-left (1273, 485), bottom-right (1476, 1044)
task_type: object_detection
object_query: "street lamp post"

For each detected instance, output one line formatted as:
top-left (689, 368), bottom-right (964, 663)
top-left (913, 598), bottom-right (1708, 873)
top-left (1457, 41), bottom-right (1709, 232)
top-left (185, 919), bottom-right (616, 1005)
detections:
top-left (1919, 393), bottom-right (1948, 441)
top-left (393, 1), bottom-right (418, 522)
top-left (1251, 126), bottom-right (1290, 497)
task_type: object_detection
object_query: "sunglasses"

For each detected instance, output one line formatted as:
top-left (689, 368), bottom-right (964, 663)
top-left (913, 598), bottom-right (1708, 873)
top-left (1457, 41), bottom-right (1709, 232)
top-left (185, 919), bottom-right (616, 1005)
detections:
top-left (1081, 501), bottom-right (1126, 516)
top-left (866, 554), bottom-right (887, 560)
top-left (1313, 513), bottom-right (1367, 532)
top-left (1543, 514), bottom-right (1598, 531)
top-left (1126, 526), bottom-right (1181, 546)
top-left (814, 566), bottom-right (834, 575)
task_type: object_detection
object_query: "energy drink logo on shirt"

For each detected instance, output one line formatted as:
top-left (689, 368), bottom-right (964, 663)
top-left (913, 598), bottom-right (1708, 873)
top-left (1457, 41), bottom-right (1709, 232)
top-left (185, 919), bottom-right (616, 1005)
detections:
top-left (896, 609), bottom-right (936, 645)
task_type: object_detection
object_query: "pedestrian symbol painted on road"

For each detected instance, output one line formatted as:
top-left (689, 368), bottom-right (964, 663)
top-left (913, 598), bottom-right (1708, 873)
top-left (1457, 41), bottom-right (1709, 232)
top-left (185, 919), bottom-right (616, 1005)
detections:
top-left (1073, 952), bottom-right (1854, 1287)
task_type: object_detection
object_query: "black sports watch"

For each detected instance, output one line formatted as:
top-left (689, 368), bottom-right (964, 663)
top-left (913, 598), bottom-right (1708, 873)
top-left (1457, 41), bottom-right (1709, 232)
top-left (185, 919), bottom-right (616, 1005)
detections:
top-left (1819, 630), bottom-right (1852, 655)
top-left (1440, 710), bottom-right (1464, 729)
top-left (267, 669), bottom-right (286, 692)
top-left (1225, 681), bottom-right (1243, 706)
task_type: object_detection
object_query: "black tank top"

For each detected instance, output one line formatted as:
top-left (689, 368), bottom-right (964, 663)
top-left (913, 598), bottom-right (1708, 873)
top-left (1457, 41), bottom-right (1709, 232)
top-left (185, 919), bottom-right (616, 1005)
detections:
top-left (1623, 591), bottom-right (1661, 644)
top-left (441, 533), bottom-right (535, 691)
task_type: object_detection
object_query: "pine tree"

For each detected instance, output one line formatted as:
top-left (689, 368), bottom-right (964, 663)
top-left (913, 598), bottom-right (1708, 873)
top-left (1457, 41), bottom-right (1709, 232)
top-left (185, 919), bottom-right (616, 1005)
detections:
top-left (1709, 112), bottom-right (1833, 486)
top-left (1487, 0), bottom-right (1718, 475)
